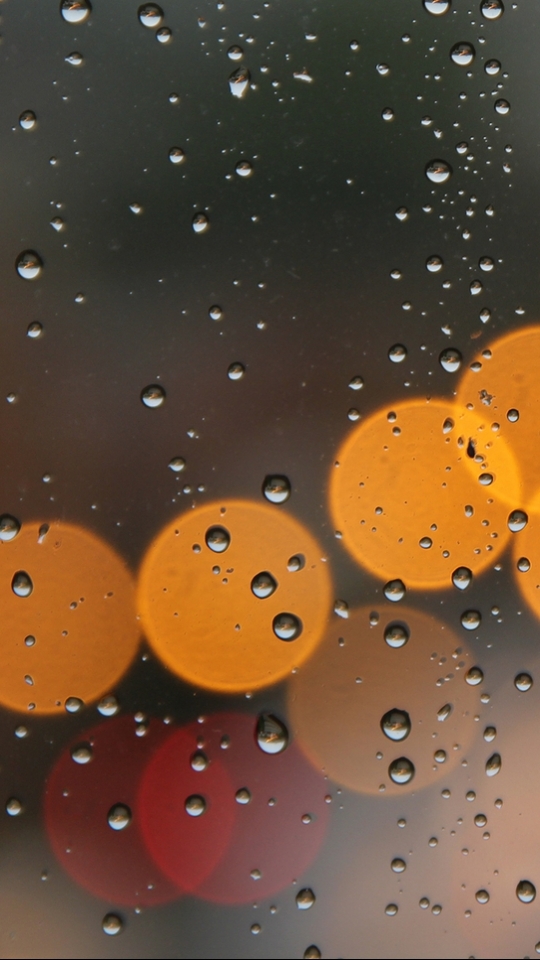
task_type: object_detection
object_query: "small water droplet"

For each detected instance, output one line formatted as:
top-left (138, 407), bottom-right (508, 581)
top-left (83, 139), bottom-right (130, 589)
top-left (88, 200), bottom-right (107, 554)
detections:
top-left (263, 475), bottom-right (291, 504)
top-left (0, 515), bottom-right (20, 542)
top-left (169, 147), bottom-right (185, 165)
top-left (71, 743), bottom-right (93, 764)
top-left (191, 750), bottom-right (209, 772)
top-left (303, 948), bottom-right (321, 960)
top-left (382, 107), bottom-right (395, 121)
top-left (452, 567), bottom-right (472, 591)
top-left (484, 725), bottom-right (496, 741)
top-left (385, 622), bottom-right (409, 648)
top-left (256, 714), bottom-right (288, 754)
top-left (450, 42), bottom-right (475, 67)
top-left (426, 160), bottom-right (452, 184)
top-left (385, 903), bottom-right (398, 916)
top-left (424, 0), bottom-right (451, 13)
top-left (228, 44), bottom-right (243, 61)
top-left (251, 572), bottom-right (277, 599)
top-left (235, 160), bottom-right (253, 177)
top-left (479, 256), bottom-right (494, 272)
top-left (273, 612), bottom-right (302, 641)
top-left (391, 858), bottom-right (406, 873)
top-left (61, 1), bottom-right (91, 24)
top-left (395, 206), bottom-right (409, 221)
top-left (27, 322), bottom-right (43, 339)
top-left (19, 110), bottom-right (36, 130)
top-left (516, 880), bottom-right (536, 903)
top-left (209, 304), bottom-right (223, 321)
top-left (485, 752), bottom-right (501, 777)
top-left (439, 348), bottom-right (462, 373)
top-left (476, 889), bottom-right (490, 904)
top-left (508, 509), bottom-right (528, 533)
top-left (376, 63), bottom-right (390, 76)
top-left (485, 59), bottom-right (501, 75)
top-left (474, 813), bottom-right (487, 827)
top-left (515, 672), bottom-right (533, 692)
top-left (6, 798), bottom-right (23, 817)
top-left (438, 703), bottom-right (453, 721)
top-left (185, 794), bottom-right (206, 817)
top-left (465, 666), bottom-right (484, 685)
top-left (65, 697), bottom-right (84, 714)
top-left (517, 556), bottom-right (531, 573)
top-left (235, 787), bottom-right (251, 804)
top-left (426, 255), bottom-right (444, 273)
top-left (192, 212), bottom-right (209, 234)
top-left (138, 3), bottom-right (163, 28)
top-left (296, 888), bottom-right (316, 910)
top-left (102, 914), bottom-right (123, 936)
top-left (481, 0), bottom-right (504, 20)
top-left (229, 67), bottom-right (251, 98)
top-left (495, 98), bottom-right (510, 115)
top-left (388, 344), bottom-right (407, 363)
top-left (228, 362), bottom-right (245, 380)
top-left (461, 610), bottom-right (481, 631)
top-left (16, 251), bottom-right (43, 281)
top-left (381, 709), bottom-right (411, 742)
top-left (108, 803), bottom-right (132, 831)
top-left (507, 408), bottom-right (520, 422)
top-left (156, 27), bottom-right (172, 43)
top-left (205, 526), bottom-right (230, 553)
top-left (97, 695), bottom-right (119, 717)
top-left (384, 579), bottom-right (406, 602)
top-left (141, 384), bottom-right (166, 408)
top-left (168, 457), bottom-right (185, 473)
top-left (12, 571), bottom-right (33, 598)
top-left (65, 51), bottom-right (84, 66)
top-left (388, 757), bottom-right (415, 785)
top-left (349, 376), bottom-right (364, 391)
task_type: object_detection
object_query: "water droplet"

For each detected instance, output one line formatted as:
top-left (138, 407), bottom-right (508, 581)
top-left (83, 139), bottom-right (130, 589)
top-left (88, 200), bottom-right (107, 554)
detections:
top-left (456, 141), bottom-right (469, 155)
top-left (424, 0), bottom-right (451, 13)
top-left (296, 888), bottom-right (316, 910)
top-left (273, 613), bottom-right (302, 641)
top-left (350, 40), bottom-right (360, 52)
top-left (385, 903), bottom-right (398, 916)
top-left (383, 579), bottom-right (406, 602)
top-left (438, 703), bottom-right (453, 721)
top-left (228, 362), bottom-right (245, 380)
top-left (481, 0), bottom-right (504, 20)
top-left (385, 622), bottom-right (409, 648)
top-left (479, 256), bottom-right (494, 272)
top-left (6, 798), bottom-right (23, 817)
top-left (465, 666), bottom-right (484, 685)
top-left (65, 51), bottom-right (84, 66)
top-left (102, 914), bottom-right (123, 936)
top-left (452, 567), bottom-right (472, 591)
top-left (388, 757), bottom-right (415, 785)
top-left (97, 695), bottom-right (119, 717)
top-left (508, 509), bottom-right (528, 532)
top-left (256, 714), bottom-right (289, 754)
top-left (251, 923), bottom-right (261, 935)
top-left (425, 160), bottom-right (452, 184)
top-left (517, 556), bottom-right (531, 573)
top-left (0, 515), bottom-right (20, 542)
top-left (348, 376), bottom-right (364, 392)
top-left (229, 67), bottom-right (251, 99)
top-left (24, 636), bottom-right (35, 647)
top-left (474, 813), bottom-right (487, 827)
top-left (388, 344), bottom-right (407, 363)
top-left (461, 610), bottom-right (481, 631)
top-left (209, 305), bottom-right (223, 321)
top-left (108, 803), bottom-right (132, 831)
top-left (251, 571), bottom-right (278, 599)
top-left (515, 672), bottom-right (533, 692)
top-left (439, 348), bottom-right (462, 373)
top-left (287, 554), bottom-right (305, 573)
top-left (185, 794), bottom-right (206, 817)
top-left (235, 160), bottom-right (253, 178)
top-left (450, 42), bottom-right (475, 67)
top-left (382, 108), bottom-right (395, 121)
top-left (486, 752), bottom-right (501, 777)
top-left (61, 1), bottom-right (91, 24)
top-left (485, 59), bottom-right (501, 75)
top-left (50, 217), bottom-right (65, 233)
top-left (391, 858), bottom-right (406, 873)
top-left (476, 889), bottom-right (490, 904)
top-left (205, 526), bottom-right (231, 553)
top-left (169, 147), bottom-right (185, 165)
top-left (303, 948), bottom-right (321, 960)
top-left (263, 475), bottom-right (291, 504)
top-left (434, 749), bottom-right (447, 763)
top-left (190, 750), bottom-right (209, 772)
top-left (65, 697), bottom-right (84, 714)
top-left (420, 897), bottom-right (430, 909)
top-left (27, 322), bottom-right (43, 339)
top-left (376, 63), bottom-right (390, 76)
top-left (484, 725), bottom-right (496, 741)
top-left (12, 571), bottom-right (33, 598)
top-left (235, 787), bottom-right (251, 804)
top-left (71, 743), bottom-right (93, 764)
top-left (19, 111), bottom-right (36, 130)
top-left (156, 27), bottom-right (172, 43)
top-left (168, 456), bottom-right (185, 473)
top-left (507, 408), bottom-right (520, 422)
top-left (381, 709), bottom-right (411, 742)
top-left (141, 384), bottom-right (166, 408)
top-left (495, 99), bottom-right (510, 115)
top-left (426, 255), bottom-right (444, 273)
top-left (16, 251), bottom-right (43, 281)
top-left (228, 44), bottom-right (243, 61)
top-left (138, 3), bottom-right (163, 28)
top-left (192, 212), bottom-right (209, 234)
top-left (516, 880), bottom-right (536, 903)
top-left (395, 206), bottom-right (409, 221)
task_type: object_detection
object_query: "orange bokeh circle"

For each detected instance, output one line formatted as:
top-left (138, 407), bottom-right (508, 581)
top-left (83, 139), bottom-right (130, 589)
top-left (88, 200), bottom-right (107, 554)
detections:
top-left (329, 398), bottom-right (519, 590)
top-left (0, 521), bottom-right (139, 714)
top-left (137, 500), bottom-right (332, 693)
top-left (288, 605), bottom-right (480, 796)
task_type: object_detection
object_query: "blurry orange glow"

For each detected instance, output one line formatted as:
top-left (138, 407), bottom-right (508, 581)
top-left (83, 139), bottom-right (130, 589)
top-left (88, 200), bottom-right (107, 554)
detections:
top-left (0, 521), bottom-right (139, 714)
top-left (137, 500), bottom-right (332, 693)
top-left (329, 399), bottom-right (519, 590)
top-left (456, 325), bottom-right (540, 508)
top-left (288, 605), bottom-right (480, 796)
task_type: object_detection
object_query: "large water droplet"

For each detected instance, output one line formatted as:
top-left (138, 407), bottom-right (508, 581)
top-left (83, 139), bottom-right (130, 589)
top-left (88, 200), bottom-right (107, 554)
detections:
top-left (485, 59), bottom-right (501, 75)
top-left (273, 612), bottom-right (302, 641)
top-left (485, 752), bottom-right (501, 777)
top-left (192, 212), bottom-right (209, 234)
top-left (515, 672), bottom-right (533, 692)
top-left (439, 348), bottom-right (462, 373)
top-left (389, 757), bottom-right (415, 785)
top-left (384, 579), bottom-right (406, 602)
top-left (138, 3), bottom-right (163, 28)
top-left (251, 571), bottom-right (278, 599)
top-left (517, 556), bottom-right (531, 573)
top-left (484, 725), bottom-right (496, 741)
top-left (426, 255), bottom-right (444, 273)
top-left (495, 98), bottom-right (510, 115)
top-left (508, 509), bottom-right (528, 532)
top-left (450, 42), bottom-right (475, 66)
top-left (481, 0), bottom-right (504, 19)
top-left (61, 1), bottom-right (91, 23)
top-left (190, 750), bottom-right (209, 772)
top-left (209, 305), bottom-right (223, 321)
top-left (19, 111), bottom-right (37, 131)
top-left (385, 622), bottom-right (409, 648)
top-left (97, 695), bottom-right (119, 717)
top-left (16, 251), bottom-right (43, 281)
top-left (476, 889), bottom-right (490, 904)
top-left (235, 787), bottom-right (251, 804)
top-left (452, 567), bottom-right (472, 591)
top-left (185, 794), bottom-right (206, 817)
top-left (263, 475), bottom-right (291, 504)
top-left (102, 914), bottom-right (123, 936)
top-left (256, 714), bottom-right (288, 754)
top-left (0, 515), bottom-right (20, 542)
top-left (27, 322), bottom-right (43, 339)
top-left (141, 384), bottom-right (166, 408)
top-left (465, 666), bottom-right (484, 686)
top-left (65, 697), bottom-right (84, 714)
top-left (391, 858), bottom-right (406, 873)
top-left (425, 160), bottom-right (452, 184)
top-left (205, 526), bottom-right (231, 553)
top-left (228, 362), bottom-right (245, 380)
top-left (388, 344), bottom-right (407, 363)
top-left (461, 610), bottom-right (481, 631)
top-left (71, 743), bottom-right (93, 764)
top-left (229, 67), bottom-right (251, 99)
top-left (12, 571), bottom-right (33, 598)
top-left (516, 880), bottom-right (536, 903)
top-left (423, 0), bottom-right (451, 13)
top-left (108, 803), bottom-right (132, 831)
top-left (296, 888), bottom-right (316, 910)
top-left (168, 456), bottom-right (185, 473)
top-left (381, 709), bottom-right (411, 742)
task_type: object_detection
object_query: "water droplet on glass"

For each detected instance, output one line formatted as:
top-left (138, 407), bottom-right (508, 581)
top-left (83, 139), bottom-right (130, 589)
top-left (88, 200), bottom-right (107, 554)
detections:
top-left (141, 384), bottom-right (166, 408)
top-left (382, 108), bottom-right (394, 121)
top-left (439, 348), bottom-right (462, 373)
top-left (508, 509), bottom-right (528, 533)
top-left (349, 376), bottom-right (364, 391)
top-left (256, 714), bottom-right (289, 755)
top-left (0, 515), bottom-right (20, 542)
top-left (485, 59), bottom-right (501, 75)
top-left (481, 0), bottom-right (504, 19)
top-left (385, 622), bottom-right (409, 648)
top-left (296, 888), bottom-right (316, 910)
top-left (389, 757), bottom-right (415, 785)
top-left (192, 212), bottom-right (209, 234)
top-left (465, 666), bottom-right (484, 685)
top-left (515, 672), bottom-right (533, 692)
top-left (395, 206), bottom-right (409, 221)
top-left (479, 256), bottom-right (494, 272)
top-left (424, 0), bottom-right (451, 13)
top-left (235, 787), bottom-right (251, 804)
top-left (169, 147), bottom-right (185, 165)
top-left (19, 111), bottom-right (36, 130)
top-left (263, 475), bottom-right (291, 504)
top-left (287, 554), bottom-right (305, 573)
top-left (391, 858), bottom-right (406, 873)
top-left (61, 1), bottom-right (91, 24)
top-left (168, 457), bottom-right (185, 473)
top-left (486, 752), bottom-right (502, 777)
top-left (65, 697), bottom-right (84, 714)
top-left (24, 636), bottom-right (35, 647)
top-left (12, 572), bottom-right (33, 598)
top-left (495, 98), bottom-right (510, 115)
top-left (209, 305), bottom-right (223, 321)
top-left (334, 599), bottom-right (349, 618)
top-left (434, 749), bottom-right (447, 763)
top-left (16, 251), bottom-right (43, 281)
top-left (474, 813), bottom-right (487, 827)
top-left (456, 141), bottom-right (469, 155)
top-left (273, 613), bottom-right (302, 641)
top-left (108, 804), bottom-right (132, 831)
top-left (452, 567), bottom-right (472, 591)
top-left (229, 67), bottom-right (251, 99)
top-left (438, 703), bottom-right (453, 721)
top-left (190, 750), bottom-right (209, 772)
top-left (251, 571), bottom-right (278, 599)
top-left (484, 725), bottom-right (496, 741)
top-left (381, 709), bottom-right (411, 742)
top-left (507, 408), bottom-right (520, 422)
top-left (517, 557), bottom-right (531, 573)
top-left (303, 948), bottom-right (321, 960)
top-left (228, 362), bottom-right (245, 380)
top-left (205, 526), bottom-right (231, 553)
top-left (65, 51), bottom-right (84, 66)
top-left (461, 610), bottom-right (481, 631)
top-left (156, 27), bottom-right (172, 43)
top-left (388, 344), bottom-right (407, 363)
top-left (376, 63), bottom-right (390, 76)
top-left (425, 160), bottom-right (452, 184)
top-left (138, 3), bottom-right (163, 28)
top-left (516, 880), bottom-right (536, 903)
top-left (384, 579), bottom-right (406, 602)
top-left (426, 256), bottom-right (444, 273)
top-left (102, 914), bottom-right (123, 936)
top-left (476, 889), bottom-right (490, 904)
top-left (450, 42), bottom-right (475, 67)
top-left (235, 160), bottom-right (253, 178)
top-left (6, 798), bottom-right (23, 817)
top-left (385, 903), bottom-right (398, 916)
top-left (27, 322), bottom-right (43, 339)
top-left (228, 44), bottom-right (243, 61)
top-left (185, 794), bottom-right (206, 817)
top-left (71, 743), bottom-right (93, 765)
top-left (97, 695), bottom-right (119, 717)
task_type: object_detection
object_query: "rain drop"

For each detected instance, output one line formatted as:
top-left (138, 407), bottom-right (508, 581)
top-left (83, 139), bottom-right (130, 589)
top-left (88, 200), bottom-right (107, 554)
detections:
top-left (65, 697), bottom-right (84, 714)
top-left (383, 579), bottom-right (406, 602)
top-left (251, 571), bottom-right (278, 599)
top-left (395, 207), bottom-right (409, 221)
top-left (515, 672), bottom-right (533, 692)
top-left (71, 743), bottom-right (93, 764)
top-left (484, 725), bottom-right (496, 741)
top-left (389, 757), bottom-right (415, 785)
top-left (517, 557), bottom-right (531, 573)
top-left (228, 362), bottom-right (245, 380)
top-left (385, 903), bottom-right (398, 916)
top-left (229, 67), bottom-right (251, 99)
top-left (485, 752), bottom-right (501, 777)
top-left (426, 256), bottom-right (444, 273)
top-left (385, 622), bottom-right (409, 648)
top-left (479, 256), bottom-right (494, 272)
top-left (381, 709), bottom-right (411, 742)
top-left (425, 160), bottom-right (452, 184)
top-left (287, 554), bottom-right (305, 572)
top-left (138, 3), bottom-right (163, 28)
top-left (495, 99), bottom-right (510, 115)
top-left (256, 714), bottom-right (289, 755)
top-left (423, 0), bottom-right (451, 13)
top-left (97, 695), bottom-right (119, 717)
top-left (168, 457), bottom-right (185, 473)
top-left (273, 613), bottom-right (302, 641)
top-left (474, 813), bottom-right (487, 827)
top-left (465, 666), bottom-right (484, 685)
top-left (508, 509), bottom-right (528, 532)
top-left (235, 160), bottom-right (253, 177)
top-left (388, 344), bottom-right (407, 363)
top-left (439, 348), bottom-right (462, 373)
top-left (107, 804), bottom-right (132, 831)
top-left (12, 572), bottom-right (33, 598)
top-left (169, 147), bottom-right (185, 164)
top-left (461, 610), bottom-right (481, 631)
top-left (192, 212), bottom-right (209, 233)
top-left (434, 749), bottom-right (447, 763)
top-left (102, 914), bottom-right (123, 936)
top-left (6, 798), bottom-right (23, 817)
top-left (141, 385), bottom-right (166, 408)
top-left (391, 858), bottom-right (406, 873)
top-left (65, 52), bottom-right (84, 66)
top-left (191, 751), bottom-right (209, 772)
top-left (0, 515), bottom-right (20, 542)
top-left (185, 795), bottom-right (206, 817)
top-left (303, 948), bottom-right (321, 960)
top-left (228, 45), bottom-right (243, 61)
top-left (235, 788), bottom-right (251, 804)
top-left (263, 475), bottom-right (291, 504)
top-left (296, 888), bottom-right (316, 910)
top-left (476, 889), bottom-right (490, 904)
top-left (19, 111), bottom-right (36, 130)
top-left (450, 43), bottom-right (475, 67)
top-left (61, 1), bottom-right (91, 24)
top-left (205, 526), bottom-right (231, 553)
top-left (481, 0), bottom-right (504, 20)
top-left (452, 567), bottom-right (472, 591)
top-left (27, 322), bottom-right (43, 339)
top-left (516, 880), bottom-right (536, 903)
top-left (485, 59), bottom-right (501, 75)
top-left (16, 251), bottom-right (43, 281)
top-left (507, 408), bottom-right (520, 422)
top-left (209, 305), bottom-right (223, 321)
top-left (156, 27), bottom-right (172, 43)
top-left (349, 376), bottom-right (364, 390)
top-left (438, 703), bottom-right (453, 721)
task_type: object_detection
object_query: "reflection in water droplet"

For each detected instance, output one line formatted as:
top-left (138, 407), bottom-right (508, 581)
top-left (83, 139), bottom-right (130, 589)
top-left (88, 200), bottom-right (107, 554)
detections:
top-left (508, 509), bottom-right (528, 533)
top-left (465, 666), bottom-right (484, 686)
top-left (425, 160), bottom-right (452, 184)
top-left (6, 798), bottom-right (23, 817)
top-left (474, 813), bottom-right (487, 827)
top-left (384, 580), bottom-right (406, 602)
top-left (461, 610), bottom-right (481, 631)
top-left (12, 571), bottom-right (33, 598)
top-left (205, 526), bottom-right (231, 553)
top-left (191, 751), bottom-right (209, 772)
top-left (486, 752), bottom-right (501, 777)
top-left (235, 787), bottom-right (251, 804)
top-left (169, 147), bottom-right (185, 164)
top-left (303, 948), bottom-right (321, 960)
top-left (287, 554), bottom-right (305, 573)
top-left (516, 880), bottom-right (536, 903)
top-left (65, 51), bottom-right (84, 66)
top-left (426, 256), bottom-right (443, 273)
top-left (391, 858), bottom-right (406, 873)
top-left (388, 344), bottom-right (407, 363)
top-left (61, 1), bottom-right (92, 24)
top-left (452, 567), bottom-right (472, 591)
top-left (256, 714), bottom-right (289, 754)
top-left (381, 709), bottom-right (411, 742)
top-left (102, 914), bottom-right (123, 936)
top-left (263, 475), bottom-right (291, 504)
top-left (515, 672), bottom-right (533, 692)
top-left (185, 794), bottom-right (206, 817)
top-left (0, 515), bottom-right (20, 542)
top-left (484, 725), bottom-right (496, 741)
top-left (476, 889), bottom-right (490, 904)
top-left (485, 59), bottom-right (501, 75)
top-left (385, 622), bottom-right (409, 648)
top-left (236, 160), bottom-right (253, 177)
top-left (296, 888), bottom-right (316, 910)
top-left (192, 212), bottom-right (210, 234)
top-left (385, 903), bottom-right (398, 916)
top-left (138, 3), bottom-right (163, 28)
top-left (388, 757), bottom-right (415, 785)
top-left (450, 43), bottom-right (475, 67)
top-left (16, 251), bottom-right (43, 281)
top-left (71, 743), bottom-right (93, 764)
top-left (495, 99), bottom-right (510, 115)
top-left (437, 703), bottom-right (453, 721)
top-left (141, 384), bottom-right (166, 408)
top-left (209, 305), bottom-right (223, 321)
top-left (97, 695), bottom-right (119, 717)
top-left (395, 206), bottom-right (409, 221)
top-left (156, 27), bottom-right (172, 43)
top-left (423, 0), bottom-right (451, 13)
top-left (65, 697), bottom-right (84, 714)
top-left (273, 613), bottom-right (302, 641)
top-left (228, 45), bottom-right (243, 61)
top-left (517, 556), bottom-right (531, 573)
top-left (481, 0), bottom-right (504, 19)
top-left (251, 571), bottom-right (278, 599)
top-left (107, 803), bottom-right (132, 831)
top-left (19, 111), bottom-right (36, 130)
top-left (229, 67), bottom-right (251, 99)
top-left (507, 408), bottom-right (520, 422)
top-left (349, 376), bottom-right (364, 391)
top-left (439, 348), bottom-right (462, 373)
top-left (27, 322), bottom-right (43, 339)
top-left (376, 63), bottom-right (390, 76)
top-left (168, 457), bottom-right (186, 473)
top-left (228, 362), bottom-right (245, 380)
top-left (479, 256), bottom-right (494, 272)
